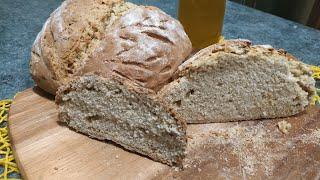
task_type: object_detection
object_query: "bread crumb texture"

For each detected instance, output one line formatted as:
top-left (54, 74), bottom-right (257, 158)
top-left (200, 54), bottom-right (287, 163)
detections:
top-left (159, 39), bottom-right (316, 123)
top-left (56, 74), bottom-right (187, 166)
top-left (277, 120), bottom-right (292, 134)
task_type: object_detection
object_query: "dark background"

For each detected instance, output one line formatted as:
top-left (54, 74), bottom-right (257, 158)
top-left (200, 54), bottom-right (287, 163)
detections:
top-left (231, 0), bottom-right (320, 29)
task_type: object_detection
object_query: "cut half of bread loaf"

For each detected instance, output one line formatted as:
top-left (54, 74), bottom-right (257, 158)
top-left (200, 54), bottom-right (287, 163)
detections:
top-left (56, 74), bottom-right (187, 166)
top-left (158, 40), bottom-right (316, 123)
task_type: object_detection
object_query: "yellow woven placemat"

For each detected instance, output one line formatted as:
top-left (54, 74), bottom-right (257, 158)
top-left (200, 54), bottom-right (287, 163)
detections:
top-left (0, 65), bottom-right (319, 180)
top-left (310, 65), bottom-right (320, 105)
top-left (0, 100), bottom-right (21, 180)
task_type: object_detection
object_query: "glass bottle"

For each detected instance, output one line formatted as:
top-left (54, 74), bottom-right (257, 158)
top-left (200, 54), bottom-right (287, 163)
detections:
top-left (178, 0), bottom-right (226, 49)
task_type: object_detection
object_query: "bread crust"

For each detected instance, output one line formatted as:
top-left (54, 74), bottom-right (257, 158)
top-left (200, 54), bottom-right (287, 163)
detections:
top-left (30, 0), bottom-right (191, 95)
top-left (178, 39), bottom-right (302, 76)
top-left (83, 6), bottom-right (192, 91)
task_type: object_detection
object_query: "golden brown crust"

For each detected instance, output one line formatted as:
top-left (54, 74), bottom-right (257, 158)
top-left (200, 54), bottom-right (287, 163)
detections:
top-left (177, 39), bottom-right (306, 77)
top-left (31, 0), bottom-right (127, 95)
top-left (82, 6), bottom-right (192, 92)
top-left (30, 0), bottom-right (192, 95)
top-left (30, 17), bottom-right (61, 95)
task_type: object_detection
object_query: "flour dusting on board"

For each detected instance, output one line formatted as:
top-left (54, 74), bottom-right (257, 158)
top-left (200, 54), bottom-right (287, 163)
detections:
top-left (300, 128), bottom-right (320, 145)
top-left (182, 115), bottom-right (320, 179)
top-left (186, 123), bottom-right (286, 176)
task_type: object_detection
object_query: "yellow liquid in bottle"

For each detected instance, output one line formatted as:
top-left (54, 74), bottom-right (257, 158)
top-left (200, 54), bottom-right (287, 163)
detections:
top-left (179, 0), bottom-right (226, 49)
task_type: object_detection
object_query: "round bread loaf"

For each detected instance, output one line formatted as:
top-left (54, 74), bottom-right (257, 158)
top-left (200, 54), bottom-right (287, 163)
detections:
top-left (83, 6), bottom-right (192, 90)
top-left (30, 0), bottom-right (192, 95)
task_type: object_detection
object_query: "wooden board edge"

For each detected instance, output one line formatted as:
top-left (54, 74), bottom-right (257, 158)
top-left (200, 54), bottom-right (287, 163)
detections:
top-left (8, 88), bottom-right (33, 180)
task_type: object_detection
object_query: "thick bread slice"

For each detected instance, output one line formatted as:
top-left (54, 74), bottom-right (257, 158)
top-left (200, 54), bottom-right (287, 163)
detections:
top-left (158, 40), bottom-right (316, 123)
top-left (56, 74), bottom-right (187, 166)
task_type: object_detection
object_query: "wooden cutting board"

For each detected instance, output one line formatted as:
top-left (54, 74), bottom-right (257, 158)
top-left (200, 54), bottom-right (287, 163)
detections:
top-left (8, 87), bottom-right (320, 180)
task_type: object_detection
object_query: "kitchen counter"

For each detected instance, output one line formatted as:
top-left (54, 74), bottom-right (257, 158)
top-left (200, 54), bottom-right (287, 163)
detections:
top-left (0, 0), bottom-right (319, 99)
